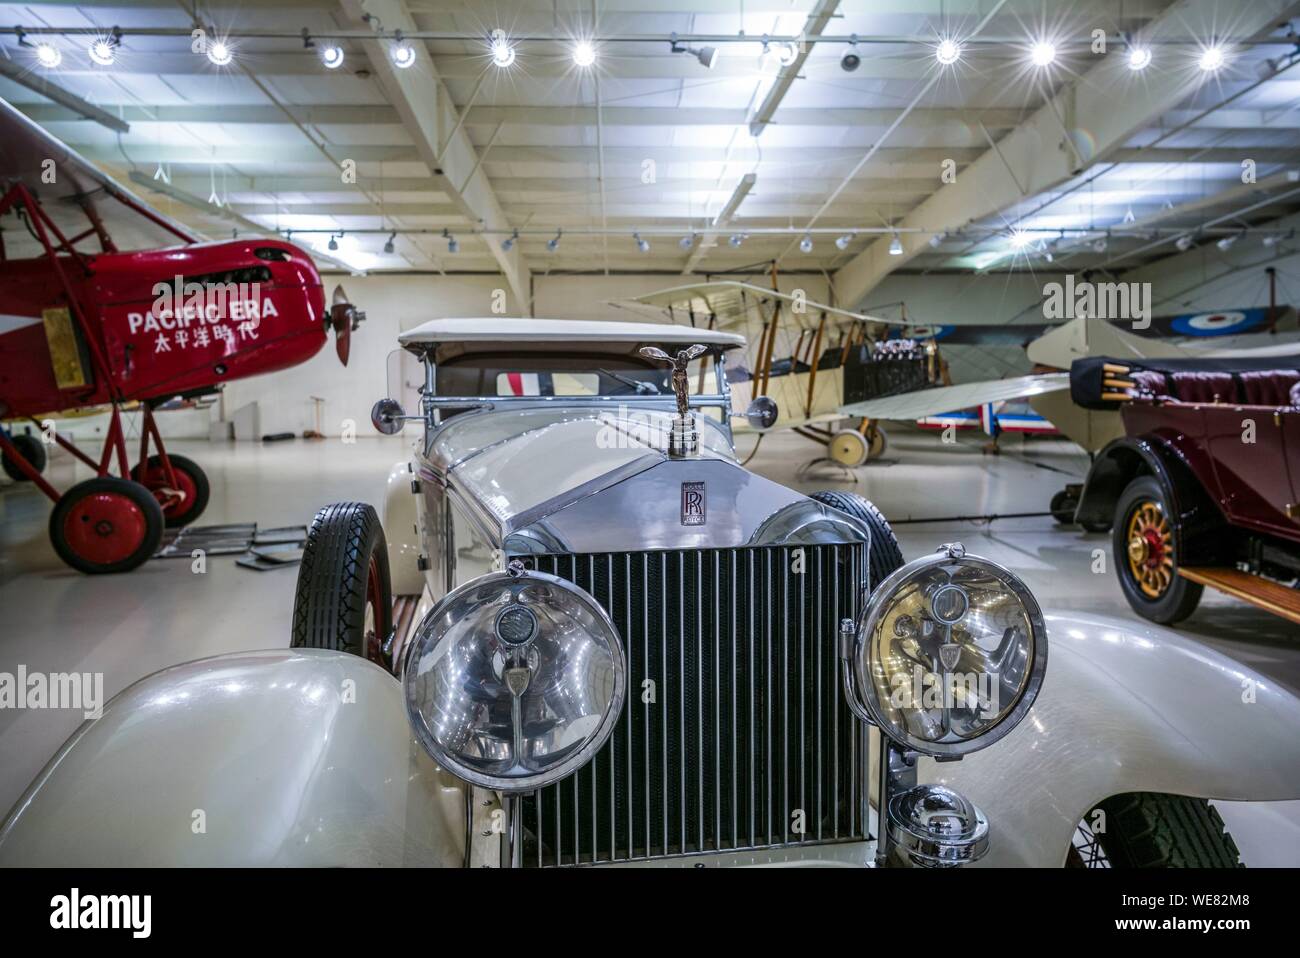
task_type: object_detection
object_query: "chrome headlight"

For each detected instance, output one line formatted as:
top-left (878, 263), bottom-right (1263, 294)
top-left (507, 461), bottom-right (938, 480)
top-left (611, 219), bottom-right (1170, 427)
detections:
top-left (403, 565), bottom-right (626, 791)
top-left (846, 544), bottom-right (1047, 757)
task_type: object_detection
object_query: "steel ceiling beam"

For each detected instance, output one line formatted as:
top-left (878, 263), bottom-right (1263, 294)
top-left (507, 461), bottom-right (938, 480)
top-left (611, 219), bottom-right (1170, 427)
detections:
top-left (831, 0), bottom-right (1300, 308)
top-left (338, 0), bottom-right (528, 309)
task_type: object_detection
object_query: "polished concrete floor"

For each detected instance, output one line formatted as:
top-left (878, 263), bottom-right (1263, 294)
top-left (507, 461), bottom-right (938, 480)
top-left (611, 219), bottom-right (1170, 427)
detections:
top-left (2, 425), bottom-right (1297, 862)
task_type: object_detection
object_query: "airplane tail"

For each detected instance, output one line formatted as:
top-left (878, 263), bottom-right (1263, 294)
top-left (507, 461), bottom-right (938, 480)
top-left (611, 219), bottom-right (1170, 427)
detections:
top-left (1025, 317), bottom-right (1190, 370)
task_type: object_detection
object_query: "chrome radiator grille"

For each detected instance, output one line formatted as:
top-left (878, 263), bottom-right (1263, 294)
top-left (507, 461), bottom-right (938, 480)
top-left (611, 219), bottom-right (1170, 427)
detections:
top-left (522, 543), bottom-right (869, 866)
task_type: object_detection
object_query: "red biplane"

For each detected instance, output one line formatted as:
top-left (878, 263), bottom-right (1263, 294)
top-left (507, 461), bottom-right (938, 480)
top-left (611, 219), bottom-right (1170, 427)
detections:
top-left (0, 100), bottom-right (361, 574)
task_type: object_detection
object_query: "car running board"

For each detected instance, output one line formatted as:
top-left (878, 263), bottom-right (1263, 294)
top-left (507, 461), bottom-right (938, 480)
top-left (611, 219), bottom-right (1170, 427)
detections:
top-left (1178, 567), bottom-right (1300, 625)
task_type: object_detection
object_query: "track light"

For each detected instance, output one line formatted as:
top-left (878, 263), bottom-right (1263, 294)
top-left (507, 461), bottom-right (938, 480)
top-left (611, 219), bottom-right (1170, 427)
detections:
top-left (1092, 236), bottom-right (1108, 253)
top-left (835, 234), bottom-right (852, 250)
top-left (1009, 229), bottom-right (1030, 250)
top-left (35, 42), bottom-right (62, 68)
top-left (679, 234), bottom-right (696, 250)
top-left (490, 29), bottom-right (516, 68)
top-left (799, 234), bottom-right (813, 253)
top-left (320, 44), bottom-right (345, 69)
top-left (89, 32), bottom-right (120, 67)
top-left (633, 232), bottom-right (650, 253)
top-left (443, 228), bottom-right (458, 254)
top-left (1199, 45), bottom-right (1225, 72)
top-left (328, 233), bottom-right (340, 251)
top-left (207, 40), bottom-right (233, 66)
top-left (547, 229), bottom-right (562, 252)
top-left (391, 32), bottom-right (416, 69)
top-left (383, 232), bottom-right (395, 254)
top-left (1263, 230), bottom-right (1293, 249)
top-left (572, 40), bottom-right (596, 68)
top-left (1216, 233), bottom-right (1238, 252)
top-left (1175, 233), bottom-right (1195, 252)
top-left (502, 229), bottom-right (518, 252)
top-left (936, 38), bottom-right (962, 66)
top-left (888, 234), bottom-right (903, 256)
top-left (728, 233), bottom-right (744, 247)
top-left (670, 35), bottom-right (718, 70)
top-left (1127, 47), bottom-right (1152, 71)
top-left (928, 232), bottom-right (945, 249)
top-left (774, 41), bottom-right (798, 67)
top-left (1030, 41), bottom-right (1056, 68)
top-left (841, 35), bottom-right (860, 72)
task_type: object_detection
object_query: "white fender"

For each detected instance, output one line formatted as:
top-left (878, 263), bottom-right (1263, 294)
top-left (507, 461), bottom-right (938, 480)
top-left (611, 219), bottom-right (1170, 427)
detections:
top-left (0, 650), bottom-right (466, 867)
top-left (384, 458), bottom-right (424, 596)
top-left (932, 612), bottom-right (1300, 867)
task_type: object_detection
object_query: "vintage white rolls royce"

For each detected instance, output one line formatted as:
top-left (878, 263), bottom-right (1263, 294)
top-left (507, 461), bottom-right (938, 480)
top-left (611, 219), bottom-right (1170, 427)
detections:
top-left (2, 318), bottom-right (1298, 868)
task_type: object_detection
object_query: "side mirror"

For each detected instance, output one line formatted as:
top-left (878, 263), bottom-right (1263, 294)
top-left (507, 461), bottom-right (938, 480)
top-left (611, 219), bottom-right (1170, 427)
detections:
top-left (371, 398), bottom-right (406, 435)
top-left (745, 396), bottom-right (779, 431)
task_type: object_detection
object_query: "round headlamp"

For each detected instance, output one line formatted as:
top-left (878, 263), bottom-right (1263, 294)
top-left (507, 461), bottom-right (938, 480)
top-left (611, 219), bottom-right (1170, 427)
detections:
top-left (847, 544), bottom-right (1047, 757)
top-left (403, 566), bottom-right (626, 791)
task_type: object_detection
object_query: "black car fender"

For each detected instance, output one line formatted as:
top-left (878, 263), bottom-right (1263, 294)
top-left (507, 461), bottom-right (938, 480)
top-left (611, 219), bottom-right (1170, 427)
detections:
top-left (1076, 435), bottom-right (1229, 564)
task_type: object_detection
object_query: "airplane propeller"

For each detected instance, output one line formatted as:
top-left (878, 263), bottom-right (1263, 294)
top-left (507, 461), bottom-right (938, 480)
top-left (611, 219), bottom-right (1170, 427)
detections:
top-left (329, 284), bottom-right (366, 366)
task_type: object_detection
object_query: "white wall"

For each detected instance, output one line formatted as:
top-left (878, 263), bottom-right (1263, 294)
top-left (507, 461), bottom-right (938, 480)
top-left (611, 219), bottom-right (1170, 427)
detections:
top-left (220, 270), bottom-right (831, 437)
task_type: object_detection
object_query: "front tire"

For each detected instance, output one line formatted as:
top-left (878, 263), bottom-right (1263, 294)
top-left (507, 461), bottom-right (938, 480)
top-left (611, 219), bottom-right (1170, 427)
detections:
top-left (48, 477), bottom-right (164, 574)
top-left (1113, 476), bottom-right (1202, 624)
top-left (808, 491), bottom-right (905, 587)
top-left (292, 502), bottom-right (393, 663)
top-left (2, 433), bottom-right (47, 481)
top-left (1072, 794), bottom-right (1242, 868)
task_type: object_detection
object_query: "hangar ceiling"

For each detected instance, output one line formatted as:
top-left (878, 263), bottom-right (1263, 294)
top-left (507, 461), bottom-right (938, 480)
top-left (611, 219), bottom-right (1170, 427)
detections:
top-left (2, 0), bottom-right (1300, 308)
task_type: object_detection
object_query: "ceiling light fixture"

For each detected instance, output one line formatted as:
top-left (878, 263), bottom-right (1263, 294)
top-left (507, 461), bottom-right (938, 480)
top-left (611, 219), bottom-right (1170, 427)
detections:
top-left (1127, 47), bottom-right (1152, 71)
top-left (207, 39), bottom-right (233, 66)
top-left (633, 232), bottom-right (650, 253)
top-left (728, 233), bottom-right (745, 247)
top-left (572, 40), bottom-right (596, 68)
top-left (443, 228), bottom-right (458, 253)
top-left (383, 232), bottom-right (396, 254)
top-left (1030, 41), bottom-right (1056, 68)
top-left (835, 234), bottom-right (853, 250)
top-left (936, 38), bottom-right (962, 66)
top-left (1199, 45), bottom-right (1225, 72)
top-left (391, 32), bottom-right (416, 69)
top-left (1092, 236), bottom-right (1108, 253)
top-left (670, 33), bottom-right (718, 70)
top-left (501, 229), bottom-right (518, 252)
top-left (799, 234), bottom-right (813, 253)
top-left (679, 234), bottom-right (696, 250)
top-left (328, 233), bottom-right (340, 252)
top-left (775, 41), bottom-right (799, 67)
top-left (1215, 232), bottom-right (1238, 251)
top-left (320, 44), bottom-right (345, 69)
top-left (547, 229), bottom-right (562, 252)
top-left (1009, 229), bottom-right (1030, 249)
top-left (1175, 233), bottom-right (1195, 251)
top-left (888, 233), bottom-right (904, 256)
top-left (35, 42), bottom-right (63, 68)
top-left (88, 31), bottom-right (120, 67)
top-left (928, 232), bottom-right (945, 248)
top-left (841, 35), bottom-right (860, 72)
top-left (489, 29), bottom-right (516, 68)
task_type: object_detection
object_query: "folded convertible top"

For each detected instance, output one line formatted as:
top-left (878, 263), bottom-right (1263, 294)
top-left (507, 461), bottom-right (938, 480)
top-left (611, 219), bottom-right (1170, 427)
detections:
top-left (1071, 354), bottom-right (1300, 409)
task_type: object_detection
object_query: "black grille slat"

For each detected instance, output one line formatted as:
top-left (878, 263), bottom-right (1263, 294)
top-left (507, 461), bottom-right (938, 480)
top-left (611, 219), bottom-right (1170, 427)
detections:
top-left (524, 542), bottom-right (865, 866)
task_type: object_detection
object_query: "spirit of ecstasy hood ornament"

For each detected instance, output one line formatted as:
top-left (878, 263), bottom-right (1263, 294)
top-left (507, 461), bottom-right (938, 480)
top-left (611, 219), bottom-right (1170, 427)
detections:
top-left (638, 343), bottom-right (708, 457)
top-left (639, 343), bottom-right (707, 417)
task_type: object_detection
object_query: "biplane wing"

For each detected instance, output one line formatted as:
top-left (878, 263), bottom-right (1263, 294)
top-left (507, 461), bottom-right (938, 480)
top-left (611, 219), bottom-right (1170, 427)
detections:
top-left (0, 97), bottom-right (199, 255)
top-left (619, 281), bottom-right (895, 335)
top-left (837, 372), bottom-right (1069, 422)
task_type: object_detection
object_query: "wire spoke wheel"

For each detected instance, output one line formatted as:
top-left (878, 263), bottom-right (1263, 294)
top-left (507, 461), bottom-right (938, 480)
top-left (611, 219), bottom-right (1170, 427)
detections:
top-left (1125, 499), bottom-right (1173, 598)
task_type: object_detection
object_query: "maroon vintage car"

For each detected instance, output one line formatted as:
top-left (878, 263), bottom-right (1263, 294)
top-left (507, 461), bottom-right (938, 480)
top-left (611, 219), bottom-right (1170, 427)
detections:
top-left (1071, 354), bottom-right (1300, 626)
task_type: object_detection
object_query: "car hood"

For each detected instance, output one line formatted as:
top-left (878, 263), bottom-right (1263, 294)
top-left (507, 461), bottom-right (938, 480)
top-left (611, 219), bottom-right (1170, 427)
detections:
top-left (421, 404), bottom-right (866, 554)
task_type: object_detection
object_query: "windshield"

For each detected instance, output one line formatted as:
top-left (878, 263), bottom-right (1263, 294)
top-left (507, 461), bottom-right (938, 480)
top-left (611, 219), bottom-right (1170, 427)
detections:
top-left (436, 355), bottom-right (672, 398)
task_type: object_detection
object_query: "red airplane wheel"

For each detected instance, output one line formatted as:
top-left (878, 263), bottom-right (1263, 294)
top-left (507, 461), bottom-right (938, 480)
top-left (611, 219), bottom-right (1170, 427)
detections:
top-left (49, 477), bottom-right (164, 575)
top-left (130, 454), bottom-right (210, 528)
